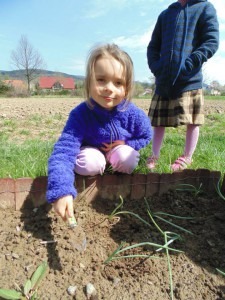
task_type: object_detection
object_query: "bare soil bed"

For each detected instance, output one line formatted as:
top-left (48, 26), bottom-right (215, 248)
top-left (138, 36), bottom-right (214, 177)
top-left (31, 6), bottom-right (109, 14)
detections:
top-left (1, 97), bottom-right (225, 118)
top-left (0, 190), bottom-right (225, 300)
top-left (0, 97), bottom-right (225, 299)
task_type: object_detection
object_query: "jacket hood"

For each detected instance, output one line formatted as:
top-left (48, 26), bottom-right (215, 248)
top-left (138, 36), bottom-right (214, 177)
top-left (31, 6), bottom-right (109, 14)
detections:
top-left (169, 0), bottom-right (207, 8)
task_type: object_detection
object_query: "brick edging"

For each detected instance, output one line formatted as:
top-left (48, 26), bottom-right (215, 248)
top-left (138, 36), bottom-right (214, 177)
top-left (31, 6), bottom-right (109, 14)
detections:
top-left (0, 169), bottom-right (223, 210)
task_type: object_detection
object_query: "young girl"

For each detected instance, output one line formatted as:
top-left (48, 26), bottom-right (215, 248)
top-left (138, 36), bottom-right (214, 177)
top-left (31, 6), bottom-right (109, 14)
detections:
top-left (146, 0), bottom-right (219, 171)
top-left (46, 43), bottom-right (152, 221)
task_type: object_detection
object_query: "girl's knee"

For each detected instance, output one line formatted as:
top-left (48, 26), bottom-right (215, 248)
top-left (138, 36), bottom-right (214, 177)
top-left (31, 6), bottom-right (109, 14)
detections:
top-left (107, 145), bottom-right (140, 174)
top-left (75, 147), bottom-right (106, 176)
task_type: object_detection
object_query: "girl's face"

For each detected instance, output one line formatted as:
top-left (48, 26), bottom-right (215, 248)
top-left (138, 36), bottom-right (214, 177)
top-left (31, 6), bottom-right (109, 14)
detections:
top-left (90, 56), bottom-right (126, 110)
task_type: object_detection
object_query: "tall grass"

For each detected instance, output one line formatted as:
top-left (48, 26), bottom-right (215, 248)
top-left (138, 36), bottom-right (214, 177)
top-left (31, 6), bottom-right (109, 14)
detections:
top-left (0, 111), bottom-right (225, 178)
top-left (0, 139), bottom-right (53, 178)
top-left (136, 112), bottom-right (225, 174)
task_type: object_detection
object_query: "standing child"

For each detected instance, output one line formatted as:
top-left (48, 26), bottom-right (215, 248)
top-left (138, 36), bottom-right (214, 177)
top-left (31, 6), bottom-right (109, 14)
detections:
top-left (47, 43), bottom-right (152, 221)
top-left (146, 0), bottom-right (219, 171)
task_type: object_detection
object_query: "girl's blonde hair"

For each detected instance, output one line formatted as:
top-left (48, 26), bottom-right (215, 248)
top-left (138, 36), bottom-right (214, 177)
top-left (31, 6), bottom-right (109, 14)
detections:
top-left (85, 43), bottom-right (134, 106)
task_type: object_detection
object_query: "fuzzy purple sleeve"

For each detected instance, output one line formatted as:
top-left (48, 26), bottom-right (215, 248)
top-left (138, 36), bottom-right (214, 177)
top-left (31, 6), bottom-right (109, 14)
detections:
top-left (125, 104), bottom-right (152, 150)
top-left (46, 109), bottom-right (84, 203)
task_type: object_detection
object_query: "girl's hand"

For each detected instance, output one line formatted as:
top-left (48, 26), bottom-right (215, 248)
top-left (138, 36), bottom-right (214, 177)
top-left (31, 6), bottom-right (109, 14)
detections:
top-left (52, 195), bottom-right (74, 222)
top-left (101, 140), bottom-right (125, 152)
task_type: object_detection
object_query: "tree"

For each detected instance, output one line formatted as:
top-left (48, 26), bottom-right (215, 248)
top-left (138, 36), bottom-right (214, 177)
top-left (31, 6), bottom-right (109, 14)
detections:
top-left (210, 80), bottom-right (221, 90)
top-left (11, 35), bottom-right (46, 93)
top-left (0, 80), bottom-right (11, 94)
top-left (133, 82), bottom-right (145, 97)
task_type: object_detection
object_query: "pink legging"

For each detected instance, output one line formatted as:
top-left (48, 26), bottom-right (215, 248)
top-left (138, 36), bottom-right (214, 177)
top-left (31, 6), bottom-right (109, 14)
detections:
top-left (152, 124), bottom-right (199, 158)
top-left (74, 145), bottom-right (140, 176)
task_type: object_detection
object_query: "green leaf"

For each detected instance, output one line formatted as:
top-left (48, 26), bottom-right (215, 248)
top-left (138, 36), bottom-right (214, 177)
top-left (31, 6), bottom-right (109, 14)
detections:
top-left (30, 261), bottom-right (48, 290)
top-left (216, 268), bottom-right (225, 276)
top-left (23, 279), bottom-right (31, 296)
top-left (0, 289), bottom-right (22, 300)
top-left (31, 291), bottom-right (37, 300)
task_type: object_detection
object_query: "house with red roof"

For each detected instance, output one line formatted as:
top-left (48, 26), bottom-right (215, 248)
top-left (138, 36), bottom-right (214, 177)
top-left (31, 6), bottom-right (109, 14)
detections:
top-left (3, 79), bottom-right (27, 90)
top-left (39, 76), bottom-right (75, 91)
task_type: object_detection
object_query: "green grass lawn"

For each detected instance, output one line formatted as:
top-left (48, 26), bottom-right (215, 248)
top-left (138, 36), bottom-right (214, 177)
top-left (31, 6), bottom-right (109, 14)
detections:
top-left (1, 110), bottom-right (224, 179)
top-left (0, 95), bottom-right (225, 178)
top-left (137, 118), bottom-right (225, 174)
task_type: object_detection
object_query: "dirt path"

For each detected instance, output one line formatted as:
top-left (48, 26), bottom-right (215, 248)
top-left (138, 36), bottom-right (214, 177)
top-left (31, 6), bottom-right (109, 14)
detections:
top-left (1, 97), bottom-right (225, 118)
top-left (1, 97), bottom-right (224, 143)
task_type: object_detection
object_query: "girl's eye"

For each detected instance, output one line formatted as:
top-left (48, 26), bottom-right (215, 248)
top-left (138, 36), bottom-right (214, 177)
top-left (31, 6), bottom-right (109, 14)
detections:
top-left (97, 78), bottom-right (104, 83)
top-left (115, 81), bottom-right (123, 86)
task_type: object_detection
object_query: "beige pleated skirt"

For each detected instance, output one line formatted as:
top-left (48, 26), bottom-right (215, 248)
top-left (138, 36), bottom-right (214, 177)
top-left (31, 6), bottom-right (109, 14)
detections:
top-left (148, 89), bottom-right (204, 127)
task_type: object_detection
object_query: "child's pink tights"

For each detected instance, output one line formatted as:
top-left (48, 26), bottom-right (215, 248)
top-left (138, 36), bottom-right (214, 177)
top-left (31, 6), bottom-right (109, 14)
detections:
top-left (152, 124), bottom-right (199, 158)
top-left (74, 145), bottom-right (140, 176)
top-left (184, 124), bottom-right (199, 158)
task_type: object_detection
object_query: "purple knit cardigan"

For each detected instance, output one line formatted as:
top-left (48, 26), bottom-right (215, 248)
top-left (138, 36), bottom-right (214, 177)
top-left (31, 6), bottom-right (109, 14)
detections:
top-left (46, 99), bottom-right (152, 203)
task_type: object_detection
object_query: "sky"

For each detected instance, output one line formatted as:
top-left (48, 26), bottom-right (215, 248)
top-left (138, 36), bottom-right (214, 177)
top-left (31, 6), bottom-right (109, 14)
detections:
top-left (1, 0), bottom-right (225, 85)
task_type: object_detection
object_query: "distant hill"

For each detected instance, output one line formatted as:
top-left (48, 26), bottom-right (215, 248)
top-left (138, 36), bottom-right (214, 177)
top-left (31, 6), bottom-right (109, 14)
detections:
top-left (0, 69), bottom-right (85, 81)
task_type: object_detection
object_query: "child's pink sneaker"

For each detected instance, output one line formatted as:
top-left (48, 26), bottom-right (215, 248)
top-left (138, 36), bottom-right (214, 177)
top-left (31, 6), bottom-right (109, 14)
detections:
top-left (171, 155), bottom-right (192, 172)
top-left (146, 156), bottom-right (158, 170)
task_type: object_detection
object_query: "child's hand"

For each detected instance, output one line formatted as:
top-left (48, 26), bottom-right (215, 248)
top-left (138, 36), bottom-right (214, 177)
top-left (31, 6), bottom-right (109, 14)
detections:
top-left (101, 140), bottom-right (125, 152)
top-left (52, 195), bottom-right (74, 222)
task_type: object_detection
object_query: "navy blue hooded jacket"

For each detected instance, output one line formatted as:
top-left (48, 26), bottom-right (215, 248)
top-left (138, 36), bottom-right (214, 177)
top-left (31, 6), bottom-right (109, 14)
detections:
top-left (147, 0), bottom-right (219, 97)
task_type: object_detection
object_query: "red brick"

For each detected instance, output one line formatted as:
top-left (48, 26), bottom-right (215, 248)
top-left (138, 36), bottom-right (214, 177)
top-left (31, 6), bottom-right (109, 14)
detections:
top-left (197, 168), bottom-right (211, 191)
top-left (208, 171), bottom-right (221, 194)
top-left (30, 177), bottom-right (48, 208)
top-left (101, 174), bottom-right (118, 186)
top-left (221, 174), bottom-right (225, 194)
top-left (116, 174), bottom-right (131, 185)
top-left (100, 174), bottom-right (117, 200)
top-left (159, 173), bottom-right (174, 195)
top-left (182, 169), bottom-right (198, 184)
top-left (4, 168), bottom-right (221, 211)
top-left (32, 176), bottom-right (47, 191)
top-left (15, 178), bottom-right (34, 210)
top-left (145, 173), bottom-right (160, 197)
top-left (86, 175), bottom-right (100, 188)
top-left (130, 174), bottom-right (146, 200)
top-left (192, 169), bottom-right (220, 195)
top-left (171, 170), bottom-right (197, 192)
top-left (0, 178), bottom-right (15, 209)
top-left (82, 178), bottom-right (100, 204)
top-left (75, 174), bottom-right (86, 193)
top-left (100, 174), bottom-right (131, 200)
top-left (117, 174), bottom-right (131, 200)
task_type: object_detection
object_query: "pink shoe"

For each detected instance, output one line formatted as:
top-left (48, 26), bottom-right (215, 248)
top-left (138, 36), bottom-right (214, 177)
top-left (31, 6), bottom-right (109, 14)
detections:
top-left (171, 155), bottom-right (192, 172)
top-left (146, 156), bottom-right (158, 170)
